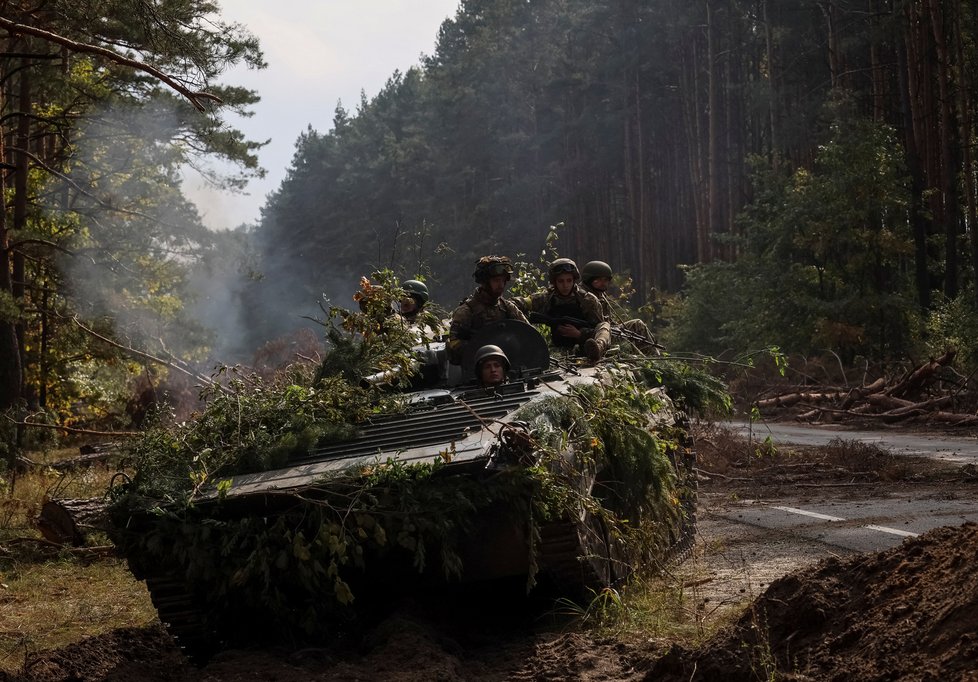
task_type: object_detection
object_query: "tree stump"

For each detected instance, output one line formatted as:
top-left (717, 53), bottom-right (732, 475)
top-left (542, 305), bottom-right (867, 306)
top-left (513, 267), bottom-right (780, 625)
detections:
top-left (36, 498), bottom-right (110, 546)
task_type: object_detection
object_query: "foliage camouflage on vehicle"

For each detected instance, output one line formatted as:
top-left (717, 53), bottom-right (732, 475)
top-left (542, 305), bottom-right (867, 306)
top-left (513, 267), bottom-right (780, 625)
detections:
top-left (108, 278), bottom-right (725, 654)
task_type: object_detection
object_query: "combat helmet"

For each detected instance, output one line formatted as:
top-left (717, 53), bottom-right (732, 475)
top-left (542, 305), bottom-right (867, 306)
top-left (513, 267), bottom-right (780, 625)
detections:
top-left (473, 255), bottom-right (514, 283)
top-left (473, 344), bottom-right (510, 371)
top-left (581, 260), bottom-right (613, 285)
top-left (401, 279), bottom-right (429, 306)
top-left (548, 258), bottom-right (580, 283)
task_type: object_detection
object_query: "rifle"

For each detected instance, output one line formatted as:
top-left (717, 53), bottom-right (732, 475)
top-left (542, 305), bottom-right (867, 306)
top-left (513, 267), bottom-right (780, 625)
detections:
top-left (529, 311), bottom-right (664, 351)
top-left (609, 324), bottom-right (665, 351)
top-left (527, 311), bottom-right (591, 329)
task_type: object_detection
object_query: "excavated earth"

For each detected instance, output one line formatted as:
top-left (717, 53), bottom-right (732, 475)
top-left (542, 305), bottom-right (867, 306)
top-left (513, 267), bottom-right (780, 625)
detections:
top-left (9, 423), bottom-right (978, 682)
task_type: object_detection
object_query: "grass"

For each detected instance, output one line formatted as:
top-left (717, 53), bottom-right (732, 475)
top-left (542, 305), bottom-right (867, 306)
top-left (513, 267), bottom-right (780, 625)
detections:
top-left (550, 544), bottom-right (746, 652)
top-left (0, 557), bottom-right (156, 673)
top-left (0, 442), bottom-right (157, 675)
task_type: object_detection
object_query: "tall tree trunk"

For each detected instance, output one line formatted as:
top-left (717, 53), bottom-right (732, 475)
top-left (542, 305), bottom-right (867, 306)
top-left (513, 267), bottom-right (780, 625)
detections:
top-left (726, 7), bottom-right (745, 258)
top-left (951, 0), bottom-right (978, 310)
top-left (14, 58), bottom-right (30, 409)
top-left (898, 18), bottom-right (931, 311)
top-left (928, 0), bottom-right (961, 299)
top-left (0, 58), bottom-right (25, 418)
top-left (821, 1), bottom-right (841, 88)
top-left (763, 0), bottom-right (780, 160)
top-left (869, 0), bottom-right (885, 122)
top-left (680, 29), bottom-right (709, 263)
top-left (706, 0), bottom-right (720, 264)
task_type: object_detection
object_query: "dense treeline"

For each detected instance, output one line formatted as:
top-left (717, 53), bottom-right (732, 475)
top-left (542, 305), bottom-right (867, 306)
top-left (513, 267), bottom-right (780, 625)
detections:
top-left (0, 1), bottom-right (263, 457)
top-left (4, 0), bottom-right (978, 447)
top-left (252, 0), bottom-right (978, 364)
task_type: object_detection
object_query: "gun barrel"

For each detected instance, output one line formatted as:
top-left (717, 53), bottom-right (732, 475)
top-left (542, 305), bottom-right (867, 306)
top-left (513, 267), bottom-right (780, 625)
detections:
top-left (528, 312), bottom-right (589, 328)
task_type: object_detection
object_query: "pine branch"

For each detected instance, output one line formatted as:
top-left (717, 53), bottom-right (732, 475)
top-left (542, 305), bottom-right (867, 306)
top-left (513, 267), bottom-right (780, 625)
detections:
top-left (0, 16), bottom-right (222, 112)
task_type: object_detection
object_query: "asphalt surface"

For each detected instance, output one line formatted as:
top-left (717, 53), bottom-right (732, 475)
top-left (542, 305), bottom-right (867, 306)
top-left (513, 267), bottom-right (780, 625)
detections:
top-left (710, 421), bottom-right (978, 555)
top-left (726, 420), bottom-right (978, 465)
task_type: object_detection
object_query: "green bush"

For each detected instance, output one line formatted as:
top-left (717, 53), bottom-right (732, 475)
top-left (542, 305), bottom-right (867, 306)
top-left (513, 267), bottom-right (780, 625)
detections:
top-left (926, 294), bottom-right (978, 370)
top-left (666, 113), bottom-right (919, 364)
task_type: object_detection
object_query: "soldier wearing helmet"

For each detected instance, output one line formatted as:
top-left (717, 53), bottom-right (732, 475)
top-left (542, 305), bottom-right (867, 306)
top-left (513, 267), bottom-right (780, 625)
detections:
top-left (517, 258), bottom-right (611, 362)
top-left (474, 344), bottom-right (510, 387)
top-left (398, 279), bottom-right (429, 324)
top-left (448, 255), bottom-right (529, 365)
top-left (581, 260), bottom-right (660, 354)
top-left (580, 261), bottom-right (614, 320)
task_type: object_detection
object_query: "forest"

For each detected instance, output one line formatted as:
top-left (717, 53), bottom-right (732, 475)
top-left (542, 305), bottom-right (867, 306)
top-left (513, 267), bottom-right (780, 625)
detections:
top-left (3, 0), bottom-right (978, 455)
top-left (254, 0), bottom-right (978, 367)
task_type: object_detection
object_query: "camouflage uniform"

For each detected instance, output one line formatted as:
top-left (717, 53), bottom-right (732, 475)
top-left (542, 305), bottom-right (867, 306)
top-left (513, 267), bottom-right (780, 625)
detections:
top-left (519, 286), bottom-right (611, 356)
top-left (448, 287), bottom-right (528, 365)
top-left (582, 280), bottom-right (660, 354)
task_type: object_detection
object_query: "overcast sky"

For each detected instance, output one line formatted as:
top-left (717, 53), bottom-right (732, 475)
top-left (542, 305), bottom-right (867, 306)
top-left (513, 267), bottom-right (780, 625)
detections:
top-left (183, 1), bottom-right (460, 231)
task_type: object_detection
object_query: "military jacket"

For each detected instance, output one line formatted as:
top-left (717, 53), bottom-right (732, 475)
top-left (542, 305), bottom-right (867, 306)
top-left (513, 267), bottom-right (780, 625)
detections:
top-left (448, 287), bottom-right (528, 364)
top-left (519, 285), bottom-right (610, 348)
top-left (582, 283), bottom-right (612, 322)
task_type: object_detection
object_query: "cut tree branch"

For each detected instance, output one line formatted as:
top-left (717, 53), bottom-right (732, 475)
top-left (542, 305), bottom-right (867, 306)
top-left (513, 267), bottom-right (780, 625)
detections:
top-left (4, 414), bottom-right (139, 437)
top-left (68, 315), bottom-right (226, 393)
top-left (0, 16), bottom-right (222, 111)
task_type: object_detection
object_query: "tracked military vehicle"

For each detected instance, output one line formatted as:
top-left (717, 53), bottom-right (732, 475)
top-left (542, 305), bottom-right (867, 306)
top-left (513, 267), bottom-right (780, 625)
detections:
top-left (109, 320), bottom-right (696, 660)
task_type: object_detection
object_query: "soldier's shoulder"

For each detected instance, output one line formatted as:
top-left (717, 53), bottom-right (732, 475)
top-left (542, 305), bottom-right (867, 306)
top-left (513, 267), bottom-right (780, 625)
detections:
top-left (503, 297), bottom-right (529, 321)
top-left (502, 296), bottom-right (523, 310)
top-left (577, 287), bottom-right (601, 304)
top-left (451, 299), bottom-right (475, 321)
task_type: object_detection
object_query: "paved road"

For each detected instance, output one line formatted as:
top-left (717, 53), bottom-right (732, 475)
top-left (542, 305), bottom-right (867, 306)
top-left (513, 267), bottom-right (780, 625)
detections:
top-left (712, 421), bottom-right (978, 555)
top-left (712, 494), bottom-right (978, 554)
top-left (725, 420), bottom-right (978, 464)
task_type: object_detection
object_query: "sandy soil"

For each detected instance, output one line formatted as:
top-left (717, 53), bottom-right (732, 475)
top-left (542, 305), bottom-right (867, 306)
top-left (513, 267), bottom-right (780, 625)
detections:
top-left (10, 426), bottom-right (978, 682)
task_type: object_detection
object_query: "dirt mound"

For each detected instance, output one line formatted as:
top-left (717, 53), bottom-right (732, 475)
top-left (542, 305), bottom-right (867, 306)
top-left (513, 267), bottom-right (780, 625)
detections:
top-left (12, 626), bottom-right (191, 682)
top-left (651, 522), bottom-right (978, 682)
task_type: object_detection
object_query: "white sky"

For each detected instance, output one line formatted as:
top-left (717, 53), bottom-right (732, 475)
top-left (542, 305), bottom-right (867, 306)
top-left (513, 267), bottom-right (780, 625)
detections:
top-left (183, 1), bottom-right (460, 231)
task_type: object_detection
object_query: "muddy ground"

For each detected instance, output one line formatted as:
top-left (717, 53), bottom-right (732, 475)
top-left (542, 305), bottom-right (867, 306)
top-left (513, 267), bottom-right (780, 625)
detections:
top-left (10, 424), bottom-right (978, 681)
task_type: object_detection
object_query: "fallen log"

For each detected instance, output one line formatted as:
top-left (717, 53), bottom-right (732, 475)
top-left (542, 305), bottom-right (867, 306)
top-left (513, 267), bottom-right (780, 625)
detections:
top-left (867, 393), bottom-right (914, 411)
top-left (839, 378), bottom-right (887, 408)
top-left (924, 411), bottom-right (978, 426)
top-left (756, 390), bottom-right (847, 409)
top-left (885, 349), bottom-right (956, 399)
top-left (880, 395), bottom-right (954, 418)
top-left (36, 497), bottom-right (111, 546)
top-left (49, 448), bottom-right (123, 472)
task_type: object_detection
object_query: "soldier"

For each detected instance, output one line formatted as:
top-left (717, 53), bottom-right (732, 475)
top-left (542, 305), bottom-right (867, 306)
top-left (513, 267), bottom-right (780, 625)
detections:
top-left (474, 344), bottom-right (509, 387)
top-left (518, 258), bottom-right (611, 362)
top-left (448, 255), bottom-right (529, 365)
top-left (580, 260), bottom-right (660, 354)
top-left (398, 279), bottom-right (429, 324)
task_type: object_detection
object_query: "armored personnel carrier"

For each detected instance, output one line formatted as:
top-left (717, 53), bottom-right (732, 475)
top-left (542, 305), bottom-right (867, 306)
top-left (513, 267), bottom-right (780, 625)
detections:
top-left (109, 320), bottom-right (696, 660)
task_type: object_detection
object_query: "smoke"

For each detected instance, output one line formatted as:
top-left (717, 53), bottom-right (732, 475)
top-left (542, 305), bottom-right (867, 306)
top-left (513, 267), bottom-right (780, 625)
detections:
top-left (51, 99), bottom-right (283, 375)
top-left (56, 100), bottom-right (465, 378)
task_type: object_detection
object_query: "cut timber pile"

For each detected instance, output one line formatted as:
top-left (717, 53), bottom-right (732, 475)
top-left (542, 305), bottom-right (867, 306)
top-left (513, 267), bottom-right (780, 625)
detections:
top-left (755, 350), bottom-right (978, 426)
top-left (36, 497), bottom-right (110, 546)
